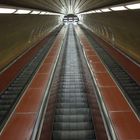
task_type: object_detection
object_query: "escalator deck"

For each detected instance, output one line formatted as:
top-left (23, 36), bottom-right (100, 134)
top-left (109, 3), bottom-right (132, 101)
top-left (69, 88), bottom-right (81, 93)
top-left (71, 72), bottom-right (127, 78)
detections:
top-left (80, 25), bottom-right (140, 117)
top-left (52, 25), bottom-right (96, 140)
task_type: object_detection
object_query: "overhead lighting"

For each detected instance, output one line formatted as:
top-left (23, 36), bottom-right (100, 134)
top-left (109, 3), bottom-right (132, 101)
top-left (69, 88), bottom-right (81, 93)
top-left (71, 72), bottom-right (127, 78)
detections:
top-left (126, 3), bottom-right (140, 9)
top-left (92, 11), bottom-right (96, 13)
top-left (101, 8), bottom-right (111, 12)
top-left (15, 9), bottom-right (31, 14)
top-left (40, 12), bottom-right (46, 15)
top-left (47, 12), bottom-right (62, 15)
top-left (110, 6), bottom-right (127, 11)
top-left (87, 11), bottom-right (92, 14)
top-left (30, 11), bottom-right (40, 14)
top-left (95, 10), bottom-right (102, 13)
top-left (0, 8), bottom-right (16, 14)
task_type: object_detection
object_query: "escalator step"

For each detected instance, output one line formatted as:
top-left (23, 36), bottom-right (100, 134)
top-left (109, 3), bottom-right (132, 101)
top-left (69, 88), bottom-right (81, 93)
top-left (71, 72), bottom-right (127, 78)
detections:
top-left (55, 115), bottom-right (92, 122)
top-left (0, 100), bottom-right (14, 104)
top-left (0, 110), bottom-right (7, 115)
top-left (54, 122), bottom-right (93, 130)
top-left (59, 89), bottom-right (85, 93)
top-left (1, 95), bottom-right (17, 99)
top-left (57, 103), bottom-right (88, 108)
top-left (57, 98), bottom-right (87, 103)
top-left (58, 94), bottom-right (85, 98)
top-left (56, 108), bottom-right (90, 115)
top-left (53, 130), bottom-right (95, 140)
top-left (0, 105), bottom-right (10, 110)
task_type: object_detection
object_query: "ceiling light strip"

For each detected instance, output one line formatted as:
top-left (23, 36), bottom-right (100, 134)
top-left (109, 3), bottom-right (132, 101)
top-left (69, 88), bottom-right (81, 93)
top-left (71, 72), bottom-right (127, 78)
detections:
top-left (15, 9), bottom-right (31, 14)
top-left (101, 8), bottom-right (111, 12)
top-left (0, 5), bottom-right (63, 15)
top-left (110, 6), bottom-right (127, 11)
top-left (30, 11), bottom-right (41, 14)
top-left (0, 8), bottom-right (16, 14)
top-left (79, 2), bottom-right (140, 15)
top-left (126, 3), bottom-right (140, 9)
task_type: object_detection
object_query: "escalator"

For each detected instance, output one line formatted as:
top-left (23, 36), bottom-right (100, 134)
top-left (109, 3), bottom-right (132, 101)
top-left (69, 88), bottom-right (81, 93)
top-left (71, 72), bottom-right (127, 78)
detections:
top-left (53, 25), bottom-right (95, 139)
top-left (36, 24), bottom-right (109, 140)
top-left (0, 26), bottom-right (62, 131)
top-left (80, 25), bottom-right (140, 117)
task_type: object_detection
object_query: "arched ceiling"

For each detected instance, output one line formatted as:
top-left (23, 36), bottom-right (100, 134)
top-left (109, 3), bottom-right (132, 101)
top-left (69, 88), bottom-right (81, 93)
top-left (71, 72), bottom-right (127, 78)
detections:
top-left (0, 0), bottom-right (132, 14)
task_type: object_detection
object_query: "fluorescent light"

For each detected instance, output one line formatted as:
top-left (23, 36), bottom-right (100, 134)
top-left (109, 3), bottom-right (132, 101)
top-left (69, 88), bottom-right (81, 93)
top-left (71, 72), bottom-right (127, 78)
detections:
top-left (92, 11), bottom-right (96, 13)
top-left (95, 10), bottom-right (102, 13)
top-left (48, 12), bottom-right (62, 15)
top-left (126, 3), bottom-right (140, 9)
top-left (87, 11), bottom-right (92, 14)
top-left (30, 11), bottom-right (40, 14)
top-left (110, 6), bottom-right (127, 11)
top-left (101, 8), bottom-right (111, 12)
top-left (40, 12), bottom-right (46, 15)
top-left (80, 10), bottom-right (96, 14)
top-left (0, 8), bottom-right (16, 14)
top-left (15, 9), bottom-right (31, 14)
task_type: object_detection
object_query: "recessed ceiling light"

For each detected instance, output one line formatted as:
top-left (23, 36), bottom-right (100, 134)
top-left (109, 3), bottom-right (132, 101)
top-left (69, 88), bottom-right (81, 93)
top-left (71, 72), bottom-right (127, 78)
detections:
top-left (126, 3), bottom-right (140, 9)
top-left (30, 11), bottom-right (40, 14)
top-left (15, 9), bottom-right (31, 14)
top-left (110, 6), bottom-right (127, 11)
top-left (0, 8), bottom-right (16, 14)
top-left (101, 8), bottom-right (111, 12)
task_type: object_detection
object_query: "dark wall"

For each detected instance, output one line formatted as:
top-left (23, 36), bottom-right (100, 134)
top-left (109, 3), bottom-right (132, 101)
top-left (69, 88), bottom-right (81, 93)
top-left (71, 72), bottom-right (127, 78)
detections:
top-left (0, 14), bottom-right (61, 71)
top-left (81, 10), bottom-right (140, 63)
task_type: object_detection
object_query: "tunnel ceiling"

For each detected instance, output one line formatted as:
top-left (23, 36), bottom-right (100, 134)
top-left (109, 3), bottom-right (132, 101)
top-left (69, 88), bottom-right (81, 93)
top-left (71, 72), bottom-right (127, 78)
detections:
top-left (0, 0), bottom-right (132, 14)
